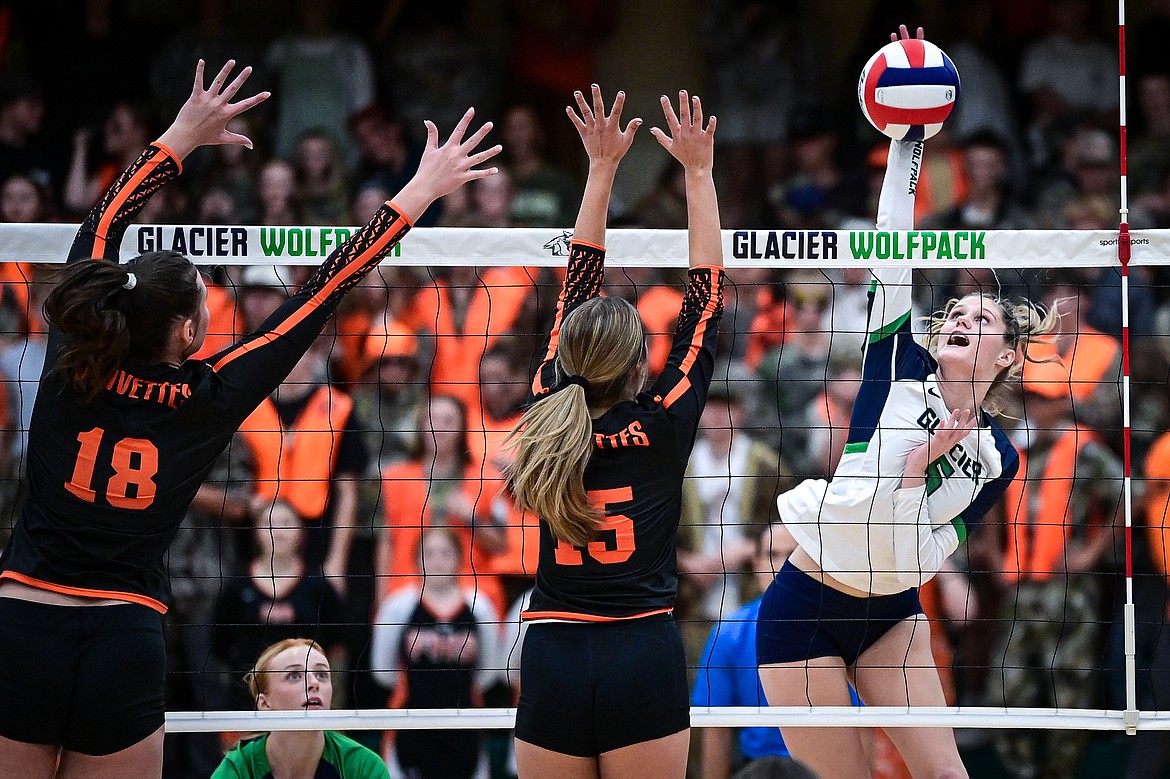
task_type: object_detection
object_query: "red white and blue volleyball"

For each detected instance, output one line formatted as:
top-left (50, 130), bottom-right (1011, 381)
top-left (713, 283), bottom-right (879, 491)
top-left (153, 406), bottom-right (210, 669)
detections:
top-left (858, 38), bottom-right (960, 141)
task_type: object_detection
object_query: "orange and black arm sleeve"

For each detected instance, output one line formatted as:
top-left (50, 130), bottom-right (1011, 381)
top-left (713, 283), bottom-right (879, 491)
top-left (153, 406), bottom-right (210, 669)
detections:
top-left (650, 266), bottom-right (725, 449)
top-left (206, 202), bottom-right (412, 419)
top-left (67, 143), bottom-right (182, 263)
top-left (529, 239), bottom-right (606, 398)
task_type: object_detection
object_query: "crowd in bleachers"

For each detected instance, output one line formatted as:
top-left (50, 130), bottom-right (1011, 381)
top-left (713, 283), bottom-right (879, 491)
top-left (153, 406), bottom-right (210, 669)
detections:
top-left (0, 1), bottom-right (1169, 778)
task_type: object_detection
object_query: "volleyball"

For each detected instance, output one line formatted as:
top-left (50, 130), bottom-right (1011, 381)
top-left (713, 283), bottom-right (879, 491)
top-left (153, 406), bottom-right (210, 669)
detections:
top-left (858, 37), bottom-right (960, 141)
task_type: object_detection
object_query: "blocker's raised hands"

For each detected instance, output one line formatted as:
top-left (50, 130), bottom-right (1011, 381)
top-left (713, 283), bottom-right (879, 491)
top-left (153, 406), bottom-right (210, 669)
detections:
top-left (567, 84), bottom-right (641, 168)
top-left (157, 59), bottom-right (270, 160)
top-left (392, 107), bottom-right (502, 222)
top-left (651, 90), bottom-right (716, 173)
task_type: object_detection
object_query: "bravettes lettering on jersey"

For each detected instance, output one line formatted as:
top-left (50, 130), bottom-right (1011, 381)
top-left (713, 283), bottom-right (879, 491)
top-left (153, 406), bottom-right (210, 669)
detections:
top-left (522, 241), bottom-right (724, 621)
top-left (0, 143), bottom-right (412, 613)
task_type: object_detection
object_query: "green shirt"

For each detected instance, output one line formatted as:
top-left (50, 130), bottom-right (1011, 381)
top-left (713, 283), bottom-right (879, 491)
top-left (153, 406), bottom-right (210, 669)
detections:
top-left (211, 731), bottom-right (390, 779)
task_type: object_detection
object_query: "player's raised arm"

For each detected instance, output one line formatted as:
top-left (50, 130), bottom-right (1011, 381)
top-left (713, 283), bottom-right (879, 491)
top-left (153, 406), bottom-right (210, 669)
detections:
top-left (208, 109), bottom-right (499, 415)
top-left (69, 60), bottom-right (268, 263)
top-left (651, 90), bottom-right (721, 269)
top-left (530, 85), bottom-right (639, 397)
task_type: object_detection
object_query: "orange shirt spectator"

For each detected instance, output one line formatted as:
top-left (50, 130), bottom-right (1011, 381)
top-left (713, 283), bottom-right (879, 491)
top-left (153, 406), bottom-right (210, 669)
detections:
top-left (404, 265), bottom-right (535, 413)
top-left (378, 395), bottom-right (507, 615)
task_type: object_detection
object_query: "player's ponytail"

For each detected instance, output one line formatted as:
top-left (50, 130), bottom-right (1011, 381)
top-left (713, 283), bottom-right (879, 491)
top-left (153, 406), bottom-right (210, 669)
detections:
top-left (44, 251), bottom-right (200, 401)
top-left (507, 296), bottom-right (647, 548)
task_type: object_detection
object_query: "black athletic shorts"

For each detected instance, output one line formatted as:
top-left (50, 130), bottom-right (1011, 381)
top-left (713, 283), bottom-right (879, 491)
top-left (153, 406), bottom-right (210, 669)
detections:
top-left (514, 613), bottom-right (690, 757)
top-left (0, 597), bottom-right (166, 755)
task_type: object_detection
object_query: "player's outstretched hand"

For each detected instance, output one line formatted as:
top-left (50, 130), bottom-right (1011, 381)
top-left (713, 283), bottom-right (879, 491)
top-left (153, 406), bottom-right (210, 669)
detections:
top-left (567, 84), bottom-right (641, 169)
top-left (651, 90), bottom-right (716, 174)
top-left (157, 59), bottom-right (269, 161)
top-left (393, 107), bottom-right (501, 223)
top-left (891, 23), bottom-right (925, 42)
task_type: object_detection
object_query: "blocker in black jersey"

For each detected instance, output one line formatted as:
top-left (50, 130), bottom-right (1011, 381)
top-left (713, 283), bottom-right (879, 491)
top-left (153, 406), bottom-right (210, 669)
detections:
top-left (0, 142), bottom-right (412, 614)
top-left (521, 242), bottom-right (725, 622)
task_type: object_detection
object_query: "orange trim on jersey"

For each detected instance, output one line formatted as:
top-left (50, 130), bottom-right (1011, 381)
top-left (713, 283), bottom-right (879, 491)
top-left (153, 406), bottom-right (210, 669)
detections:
top-left (0, 570), bottom-right (168, 613)
top-left (663, 376), bottom-right (691, 408)
top-left (532, 292), bottom-right (567, 395)
top-left (91, 146), bottom-right (174, 258)
top-left (520, 606), bottom-right (673, 623)
top-left (149, 142), bottom-right (182, 175)
top-left (570, 238), bottom-right (606, 252)
top-left (661, 275), bottom-right (721, 409)
top-left (386, 200), bottom-right (414, 227)
top-left (210, 214), bottom-right (406, 372)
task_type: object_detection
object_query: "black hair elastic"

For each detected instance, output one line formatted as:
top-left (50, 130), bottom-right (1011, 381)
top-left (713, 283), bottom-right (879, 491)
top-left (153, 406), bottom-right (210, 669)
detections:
top-left (563, 374), bottom-right (591, 392)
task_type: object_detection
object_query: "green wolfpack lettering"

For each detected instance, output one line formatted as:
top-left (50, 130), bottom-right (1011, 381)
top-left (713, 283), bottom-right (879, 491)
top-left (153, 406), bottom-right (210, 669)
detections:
top-left (849, 231), bottom-right (986, 261)
top-left (258, 227), bottom-right (390, 258)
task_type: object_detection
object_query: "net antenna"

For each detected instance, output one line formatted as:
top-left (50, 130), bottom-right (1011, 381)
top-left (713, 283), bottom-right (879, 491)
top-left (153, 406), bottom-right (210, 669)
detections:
top-left (1118, 0), bottom-right (1139, 738)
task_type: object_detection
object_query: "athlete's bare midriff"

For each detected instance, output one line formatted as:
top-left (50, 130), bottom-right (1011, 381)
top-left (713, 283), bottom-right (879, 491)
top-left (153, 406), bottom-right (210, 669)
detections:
top-left (790, 546), bottom-right (875, 598)
top-left (0, 578), bottom-right (124, 606)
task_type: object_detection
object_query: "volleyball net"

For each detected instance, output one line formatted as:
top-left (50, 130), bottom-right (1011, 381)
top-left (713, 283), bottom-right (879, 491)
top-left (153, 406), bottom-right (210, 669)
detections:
top-left (0, 224), bottom-right (1168, 741)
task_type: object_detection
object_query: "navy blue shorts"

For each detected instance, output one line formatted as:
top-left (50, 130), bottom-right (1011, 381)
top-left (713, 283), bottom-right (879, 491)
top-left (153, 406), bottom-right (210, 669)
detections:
top-left (756, 559), bottom-right (924, 667)
top-left (515, 614), bottom-right (690, 756)
top-left (0, 597), bottom-right (166, 755)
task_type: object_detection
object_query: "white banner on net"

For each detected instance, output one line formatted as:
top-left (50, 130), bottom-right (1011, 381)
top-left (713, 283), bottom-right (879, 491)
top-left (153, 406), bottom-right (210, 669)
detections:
top-left (2, 224), bottom-right (1167, 267)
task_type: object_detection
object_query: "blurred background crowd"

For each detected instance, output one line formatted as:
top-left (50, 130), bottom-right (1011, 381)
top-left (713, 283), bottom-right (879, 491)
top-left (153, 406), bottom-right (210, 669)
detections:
top-left (0, 0), bottom-right (1169, 778)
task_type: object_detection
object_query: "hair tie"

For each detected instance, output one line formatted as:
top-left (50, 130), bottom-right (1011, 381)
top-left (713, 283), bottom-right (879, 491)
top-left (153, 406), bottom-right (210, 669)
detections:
top-left (563, 374), bottom-right (590, 392)
top-left (122, 272), bottom-right (137, 291)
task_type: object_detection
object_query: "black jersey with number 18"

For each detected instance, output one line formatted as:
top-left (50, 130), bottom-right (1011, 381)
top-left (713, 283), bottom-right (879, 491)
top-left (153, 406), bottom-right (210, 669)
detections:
top-left (0, 142), bottom-right (412, 613)
top-left (521, 241), bottom-right (724, 622)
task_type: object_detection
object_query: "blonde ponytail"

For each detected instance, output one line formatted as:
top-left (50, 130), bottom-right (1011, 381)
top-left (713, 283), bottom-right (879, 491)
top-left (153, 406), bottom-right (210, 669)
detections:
top-left (506, 296), bottom-right (647, 547)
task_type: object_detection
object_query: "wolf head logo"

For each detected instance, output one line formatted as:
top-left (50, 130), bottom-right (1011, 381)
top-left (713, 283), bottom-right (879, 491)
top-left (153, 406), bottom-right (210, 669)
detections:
top-left (544, 231), bottom-right (573, 256)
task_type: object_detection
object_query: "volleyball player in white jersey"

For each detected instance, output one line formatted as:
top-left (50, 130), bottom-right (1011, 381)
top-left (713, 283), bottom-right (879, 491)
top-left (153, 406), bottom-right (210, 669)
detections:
top-left (756, 26), bottom-right (1058, 779)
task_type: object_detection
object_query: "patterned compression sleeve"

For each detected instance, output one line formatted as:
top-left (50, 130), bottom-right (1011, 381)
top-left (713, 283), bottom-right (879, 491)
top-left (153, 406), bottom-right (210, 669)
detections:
top-left (68, 143), bottom-right (183, 263)
top-left (206, 201), bottom-right (412, 419)
top-left (530, 239), bottom-right (606, 397)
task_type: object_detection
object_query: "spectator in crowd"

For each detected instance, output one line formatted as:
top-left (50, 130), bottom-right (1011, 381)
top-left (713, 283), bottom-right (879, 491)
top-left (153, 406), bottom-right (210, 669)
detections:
top-left (264, 0), bottom-right (375, 162)
top-left (692, 521), bottom-right (799, 779)
top-left (803, 354), bottom-right (863, 478)
top-left (372, 0), bottom-right (501, 158)
top-left (926, 131), bottom-right (1034, 231)
top-left (754, 272), bottom-right (834, 476)
top-left (472, 343), bottom-right (528, 470)
top-left (943, 0), bottom-right (1025, 170)
top-left (239, 333), bottom-right (368, 594)
top-left (196, 115), bottom-right (261, 223)
top-left (378, 394), bottom-right (507, 616)
top-left (0, 77), bottom-right (51, 192)
top-left (353, 320), bottom-right (426, 474)
top-left (349, 104), bottom-right (442, 226)
top-left (466, 165), bottom-right (517, 227)
top-left (163, 442), bottom-right (252, 778)
top-left (1129, 69), bottom-right (1170, 202)
top-left (213, 501), bottom-right (345, 710)
top-left (1017, 0), bottom-right (1118, 169)
top-left (699, 0), bottom-right (812, 227)
top-left (601, 265), bottom-right (684, 380)
top-left (257, 158), bottom-right (300, 226)
top-left (212, 638), bottom-right (389, 778)
top-left (403, 264), bottom-right (535, 414)
top-left (0, 173), bottom-right (50, 341)
top-left (679, 364), bottom-right (787, 658)
top-left (990, 358), bottom-right (1124, 779)
top-left (635, 163), bottom-right (688, 229)
top-left (501, 103), bottom-right (580, 228)
top-left (371, 526), bottom-right (499, 779)
top-left (1030, 275), bottom-right (1123, 435)
top-left (1032, 126), bottom-right (1121, 230)
top-left (293, 129), bottom-right (349, 226)
top-left (235, 264), bottom-right (294, 336)
top-left (63, 100), bottom-right (152, 214)
top-left (767, 108), bottom-right (866, 230)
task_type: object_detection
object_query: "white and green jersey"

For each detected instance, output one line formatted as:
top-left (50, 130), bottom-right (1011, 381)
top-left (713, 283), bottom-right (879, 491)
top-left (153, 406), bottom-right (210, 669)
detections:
top-left (778, 139), bottom-right (1020, 595)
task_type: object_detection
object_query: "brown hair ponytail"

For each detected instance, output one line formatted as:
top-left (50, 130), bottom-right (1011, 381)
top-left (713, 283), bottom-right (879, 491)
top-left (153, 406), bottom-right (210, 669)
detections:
top-left (506, 296), bottom-right (647, 547)
top-left (44, 251), bottom-right (199, 401)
